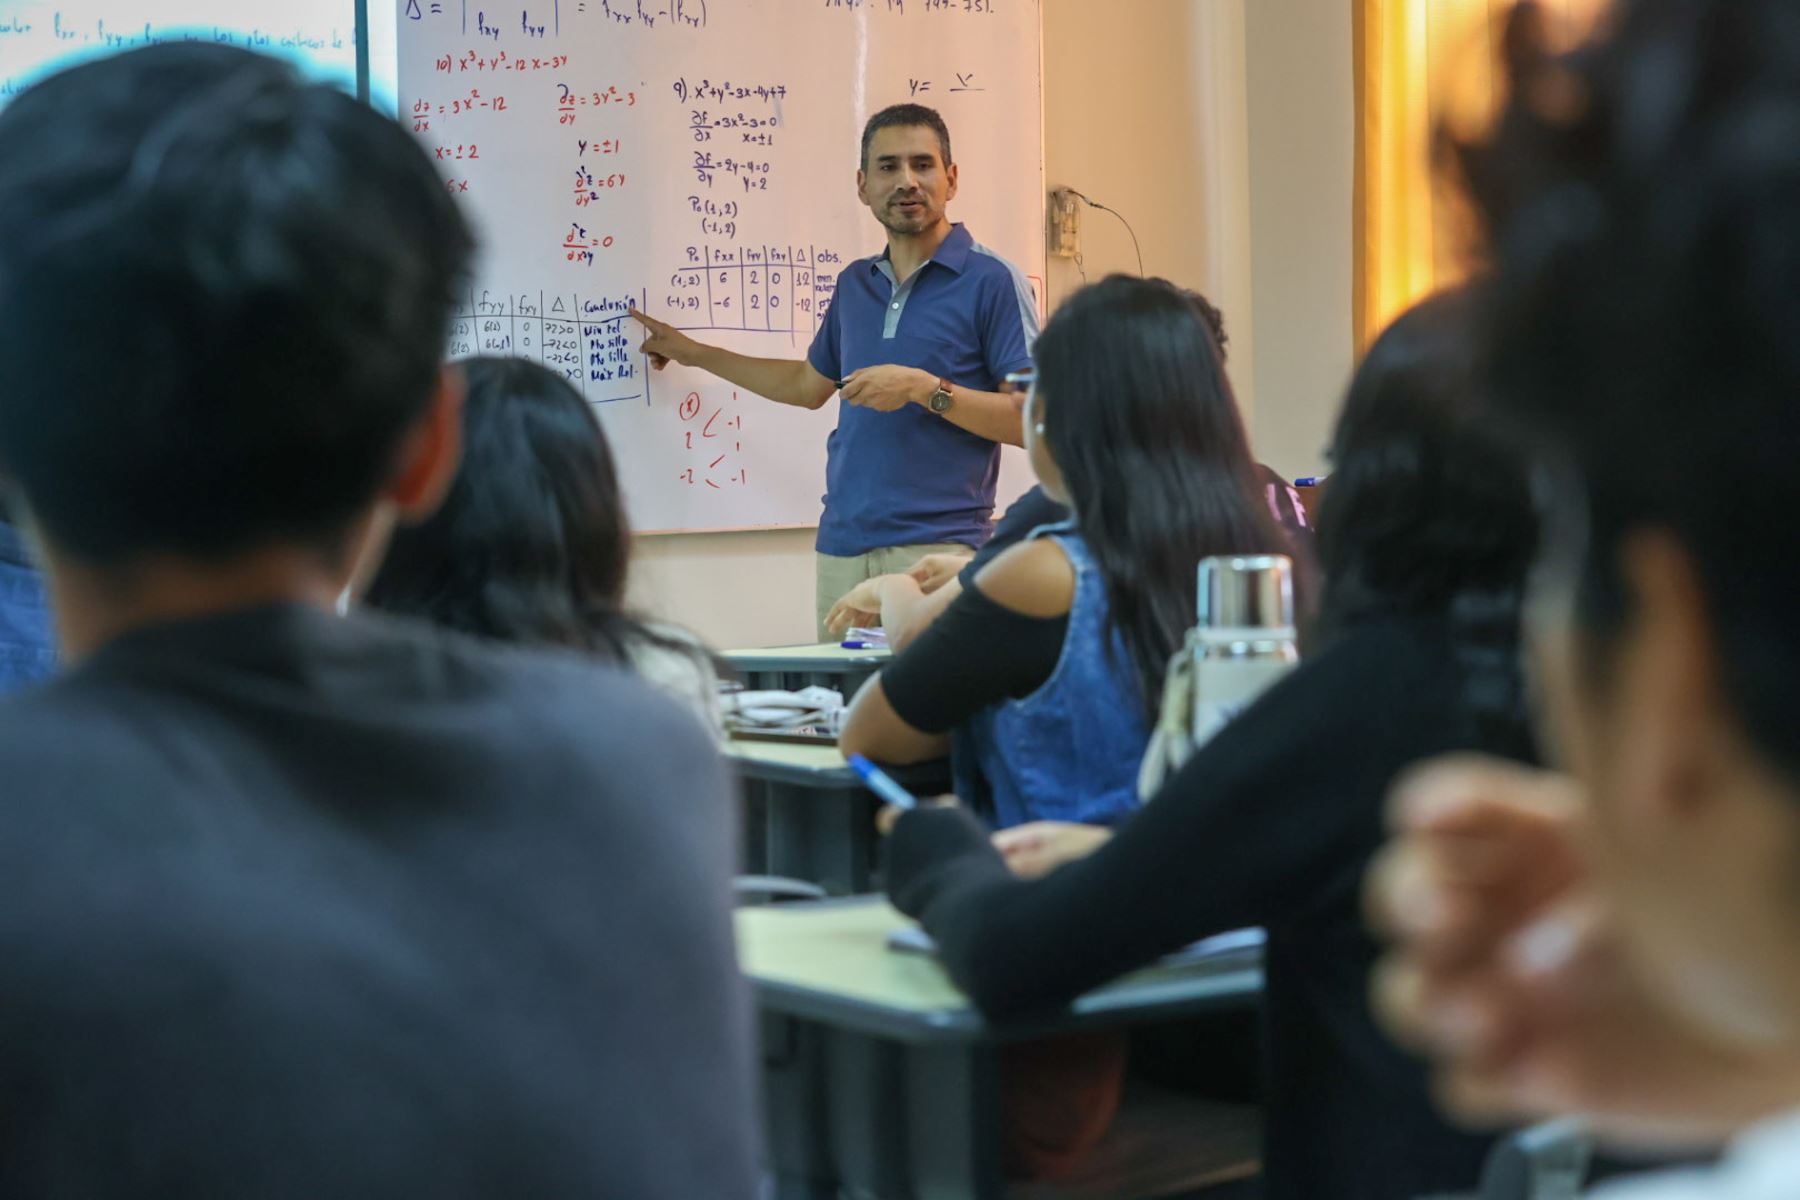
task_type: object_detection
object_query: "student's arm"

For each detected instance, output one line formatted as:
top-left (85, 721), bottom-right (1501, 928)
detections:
top-left (631, 308), bottom-right (838, 411)
top-left (838, 369), bottom-right (1025, 447)
top-left (838, 539), bottom-right (1074, 765)
top-left (890, 576), bottom-right (960, 653)
top-left (883, 626), bottom-right (1429, 1018)
top-left (823, 571), bottom-right (964, 648)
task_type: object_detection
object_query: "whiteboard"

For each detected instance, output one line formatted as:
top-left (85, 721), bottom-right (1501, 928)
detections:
top-left (396, 0), bottom-right (1045, 534)
top-left (0, 2), bottom-right (362, 102)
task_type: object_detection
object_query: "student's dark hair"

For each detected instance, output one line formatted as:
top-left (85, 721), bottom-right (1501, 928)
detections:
top-left (0, 44), bottom-right (473, 563)
top-left (1313, 289), bottom-right (1539, 753)
top-left (1158, 280), bottom-right (1229, 363)
top-left (1034, 274), bottom-right (1286, 718)
top-left (1452, 0), bottom-right (1800, 781)
top-left (364, 357), bottom-right (686, 668)
top-left (860, 104), bottom-right (952, 170)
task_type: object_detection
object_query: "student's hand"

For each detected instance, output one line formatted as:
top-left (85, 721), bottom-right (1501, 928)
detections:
top-left (876, 794), bottom-right (958, 835)
top-left (1366, 757), bottom-right (1779, 1149)
top-left (907, 552), bottom-right (974, 595)
top-left (991, 821), bottom-right (1114, 879)
top-left (825, 576), bottom-right (892, 638)
top-left (629, 306), bottom-right (703, 370)
top-left (841, 365), bottom-right (934, 413)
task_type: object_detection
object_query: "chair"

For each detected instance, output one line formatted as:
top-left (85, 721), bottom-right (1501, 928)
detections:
top-left (1478, 1120), bottom-right (1592, 1200)
top-left (1419, 1120), bottom-right (1593, 1200)
top-left (733, 875), bottom-right (829, 906)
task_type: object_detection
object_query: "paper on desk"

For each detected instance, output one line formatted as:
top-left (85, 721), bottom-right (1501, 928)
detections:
top-left (722, 685), bottom-right (845, 730)
top-left (887, 924), bottom-right (1265, 963)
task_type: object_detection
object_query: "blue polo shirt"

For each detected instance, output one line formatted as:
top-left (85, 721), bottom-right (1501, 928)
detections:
top-left (806, 223), bottom-right (1037, 557)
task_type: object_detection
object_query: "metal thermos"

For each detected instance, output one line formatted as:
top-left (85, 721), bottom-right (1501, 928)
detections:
top-left (1191, 555), bottom-right (1299, 747)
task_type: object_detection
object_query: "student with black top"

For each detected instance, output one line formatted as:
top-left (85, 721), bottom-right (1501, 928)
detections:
top-left (0, 46), bottom-right (757, 1198)
top-left (1368, 1), bottom-right (1800, 1192)
top-left (840, 276), bottom-right (1289, 830)
top-left (882, 290), bottom-right (1537, 1200)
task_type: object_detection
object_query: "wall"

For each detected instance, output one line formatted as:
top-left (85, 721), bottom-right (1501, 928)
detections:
top-left (633, 0), bottom-right (1357, 648)
top-left (1244, 0), bottom-right (1357, 480)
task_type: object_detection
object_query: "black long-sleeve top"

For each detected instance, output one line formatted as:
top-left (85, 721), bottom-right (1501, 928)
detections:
top-left (886, 614), bottom-right (1503, 1200)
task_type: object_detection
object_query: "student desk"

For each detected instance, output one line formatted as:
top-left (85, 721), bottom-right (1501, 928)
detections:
top-left (723, 642), bottom-right (892, 697)
top-left (726, 740), bottom-right (950, 895)
top-left (738, 897), bottom-right (1264, 1200)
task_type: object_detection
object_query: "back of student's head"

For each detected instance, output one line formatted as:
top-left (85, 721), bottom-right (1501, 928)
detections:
top-left (1454, 0), bottom-right (1800, 783)
top-left (365, 356), bottom-right (648, 659)
top-left (1314, 289), bottom-right (1538, 750)
top-left (1317, 290), bottom-right (1537, 629)
top-left (1033, 274), bottom-right (1284, 717)
top-left (0, 44), bottom-right (473, 564)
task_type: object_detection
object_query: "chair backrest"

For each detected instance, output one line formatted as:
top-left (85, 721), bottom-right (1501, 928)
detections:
top-left (1478, 1120), bottom-right (1593, 1200)
top-left (733, 875), bottom-right (829, 906)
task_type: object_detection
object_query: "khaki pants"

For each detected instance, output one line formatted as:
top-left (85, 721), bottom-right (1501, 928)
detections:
top-left (815, 542), bottom-right (969, 641)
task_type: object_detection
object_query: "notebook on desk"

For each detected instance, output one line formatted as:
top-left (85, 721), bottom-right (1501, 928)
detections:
top-left (886, 924), bottom-right (1265, 965)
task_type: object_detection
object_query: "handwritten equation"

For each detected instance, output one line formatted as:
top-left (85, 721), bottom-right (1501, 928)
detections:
top-left (404, 0), bottom-right (709, 34)
top-left (0, 8), bottom-right (354, 104)
top-left (821, 0), bottom-right (999, 11)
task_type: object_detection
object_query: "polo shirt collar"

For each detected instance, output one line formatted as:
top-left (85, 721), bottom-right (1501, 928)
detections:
top-left (872, 222), bottom-right (973, 284)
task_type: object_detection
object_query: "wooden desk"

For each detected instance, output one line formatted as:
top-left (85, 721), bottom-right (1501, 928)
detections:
top-left (727, 741), bottom-right (950, 896)
top-left (723, 642), bottom-right (892, 696)
top-left (739, 898), bottom-right (1264, 1199)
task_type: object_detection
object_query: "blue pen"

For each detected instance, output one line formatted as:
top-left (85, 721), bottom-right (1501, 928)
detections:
top-left (840, 639), bottom-right (880, 650)
top-left (1294, 476), bottom-right (1325, 488)
top-left (846, 754), bottom-right (916, 810)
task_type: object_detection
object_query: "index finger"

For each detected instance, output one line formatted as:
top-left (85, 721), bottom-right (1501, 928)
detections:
top-left (627, 306), bottom-right (666, 334)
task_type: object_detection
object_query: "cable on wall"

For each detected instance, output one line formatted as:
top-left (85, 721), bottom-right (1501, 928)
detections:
top-left (1069, 189), bottom-right (1145, 277)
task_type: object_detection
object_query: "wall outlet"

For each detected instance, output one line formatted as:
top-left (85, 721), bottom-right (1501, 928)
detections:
top-left (1048, 187), bottom-right (1081, 258)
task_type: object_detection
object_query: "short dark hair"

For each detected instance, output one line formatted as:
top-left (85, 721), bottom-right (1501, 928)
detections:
top-left (0, 44), bottom-right (474, 563)
top-left (365, 357), bottom-right (644, 661)
top-left (1035, 275), bottom-right (1286, 718)
top-left (1456, 0), bottom-right (1800, 781)
top-left (1316, 290), bottom-right (1536, 631)
top-left (860, 104), bottom-right (952, 171)
top-left (1313, 289), bottom-right (1539, 752)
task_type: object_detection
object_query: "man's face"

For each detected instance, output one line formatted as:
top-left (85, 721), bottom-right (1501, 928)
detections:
top-left (857, 124), bottom-right (957, 237)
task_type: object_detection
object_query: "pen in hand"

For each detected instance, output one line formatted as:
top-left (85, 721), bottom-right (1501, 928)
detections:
top-left (846, 754), bottom-right (916, 811)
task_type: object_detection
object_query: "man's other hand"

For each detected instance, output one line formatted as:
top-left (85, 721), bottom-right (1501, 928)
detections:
top-left (841, 365), bottom-right (933, 413)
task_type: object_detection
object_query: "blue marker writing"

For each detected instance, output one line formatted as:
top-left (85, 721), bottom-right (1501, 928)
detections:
top-left (846, 754), bottom-right (916, 810)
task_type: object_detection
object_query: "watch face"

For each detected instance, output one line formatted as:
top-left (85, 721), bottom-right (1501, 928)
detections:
top-left (929, 388), bottom-right (952, 413)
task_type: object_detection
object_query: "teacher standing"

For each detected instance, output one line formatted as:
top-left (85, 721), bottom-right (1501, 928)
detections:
top-left (631, 104), bottom-right (1038, 639)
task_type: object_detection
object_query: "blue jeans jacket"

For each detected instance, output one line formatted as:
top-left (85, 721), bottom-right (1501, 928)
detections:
top-left (0, 520), bottom-right (54, 692)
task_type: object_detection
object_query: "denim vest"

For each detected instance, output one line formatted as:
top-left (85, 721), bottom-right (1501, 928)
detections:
top-left (0, 520), bottom-right (54, 693)
top-left (958, 526), bottom-right (1150, 829)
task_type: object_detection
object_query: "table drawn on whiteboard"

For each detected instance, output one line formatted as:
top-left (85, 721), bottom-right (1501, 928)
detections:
top-left (397, 0), bottom-right (1044, 532)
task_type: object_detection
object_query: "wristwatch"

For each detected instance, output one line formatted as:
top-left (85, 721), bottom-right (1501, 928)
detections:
top-left (927, 376), bottom-right (955, 414)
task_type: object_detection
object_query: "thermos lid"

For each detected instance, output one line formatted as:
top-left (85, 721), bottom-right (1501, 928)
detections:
top-left (1197, 554), bottom-right (1296, 637)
